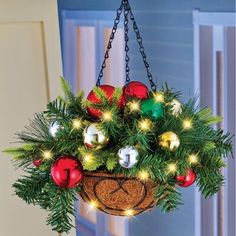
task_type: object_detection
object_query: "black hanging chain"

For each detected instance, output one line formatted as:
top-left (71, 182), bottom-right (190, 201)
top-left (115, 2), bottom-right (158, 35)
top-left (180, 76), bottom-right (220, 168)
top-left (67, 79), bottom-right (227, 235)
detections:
top-left (96, 0), bottom-right (157, 91)
top-left (124, 0), bottom-right (131, 84)
top-left (127, 1), bottom-right (157, 91)
top-left (96, 1), bottom-right (123, 86)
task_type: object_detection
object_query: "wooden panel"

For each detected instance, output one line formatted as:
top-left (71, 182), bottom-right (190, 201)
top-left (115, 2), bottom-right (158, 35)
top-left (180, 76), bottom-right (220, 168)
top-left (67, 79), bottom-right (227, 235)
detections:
top-left (77, 26), bottom-right (96, 96)
top-left (199, 26), bottom-right (214, 107)
top-left (133, 11), bottom-right (193, 28)
top-left (194, 10), bottom-right (235, 236)
top-left (0, 1), bottom-right (63, 236)
top-left (130, 42), bottom-right (193, 62)
top-left (79, 199), bottom-right (97, 225)
top-left (129, 27), bottom-right (193, 45)
top-left (199, 25), bottom-right (215, 236)
top-left (225, 26), bottom-right (236, 236)
top-left (61, 0), bottom-right (234, 12)
top-left (0, 22), bottom-right (53, 236)
top-left (131, 58), bottom-right (193, 78)
top-left (103, 28), bottom-right (124, 86)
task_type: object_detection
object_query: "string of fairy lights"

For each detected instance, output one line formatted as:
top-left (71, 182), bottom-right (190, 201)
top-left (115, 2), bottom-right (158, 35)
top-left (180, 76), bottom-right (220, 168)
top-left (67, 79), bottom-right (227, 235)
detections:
top-left (39, 89), bottom-right (199, 216)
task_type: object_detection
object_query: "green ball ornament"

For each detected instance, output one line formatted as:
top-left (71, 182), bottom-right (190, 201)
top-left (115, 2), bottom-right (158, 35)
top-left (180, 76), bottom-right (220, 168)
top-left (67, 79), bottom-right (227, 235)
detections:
top-left (141, 98), bottom-right (164, 119)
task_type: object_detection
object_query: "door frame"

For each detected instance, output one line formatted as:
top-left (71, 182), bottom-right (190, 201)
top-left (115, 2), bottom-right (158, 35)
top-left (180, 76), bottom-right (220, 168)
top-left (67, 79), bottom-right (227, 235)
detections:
top-left (0, 0), bottom-right (63, 235)
top-left (193, 9), bottom-right (235, 236)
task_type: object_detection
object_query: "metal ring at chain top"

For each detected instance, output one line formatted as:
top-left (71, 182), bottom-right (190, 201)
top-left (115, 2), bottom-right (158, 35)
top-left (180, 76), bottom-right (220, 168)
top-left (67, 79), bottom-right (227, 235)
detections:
top-left (123, 1), bottom-right (131, 84)
top-left (96, 0), bottom-right (157, 91)
top-left (96, 1), bottom-right (123, 86)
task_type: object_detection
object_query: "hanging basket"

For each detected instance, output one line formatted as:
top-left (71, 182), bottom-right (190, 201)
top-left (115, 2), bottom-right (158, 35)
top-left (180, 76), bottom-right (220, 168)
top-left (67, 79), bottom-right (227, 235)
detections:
top-left (4, 0), bottom-right (232, 234)
top-left (79, 171), bottom-right (158, 216)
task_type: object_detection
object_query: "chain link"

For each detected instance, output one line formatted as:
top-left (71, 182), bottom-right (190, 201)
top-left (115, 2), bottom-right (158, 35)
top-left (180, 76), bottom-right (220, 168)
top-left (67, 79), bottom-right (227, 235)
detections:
top-left (128, 1), bottom-right (157, 91)
top-left (96, 0), bottom-right (157, 91)
top-left (96, 1), bottom-right (123, 86)
top-left (123, 1), bottom-right (131, 84)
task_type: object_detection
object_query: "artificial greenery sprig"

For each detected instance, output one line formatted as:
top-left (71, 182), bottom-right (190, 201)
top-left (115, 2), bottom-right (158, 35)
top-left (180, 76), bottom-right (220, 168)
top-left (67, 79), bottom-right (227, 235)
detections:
top-left (3, 77), bottom-right (232, 233)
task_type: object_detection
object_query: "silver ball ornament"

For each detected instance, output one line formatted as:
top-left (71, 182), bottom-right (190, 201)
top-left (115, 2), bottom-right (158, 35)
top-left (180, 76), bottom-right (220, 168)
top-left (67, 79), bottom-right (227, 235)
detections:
top-left (83, 123), bottom-right (109, 149)
top-left (118, 146), bottom-right (139, 169)
top-left (49, 121), bottom-right (60, 137)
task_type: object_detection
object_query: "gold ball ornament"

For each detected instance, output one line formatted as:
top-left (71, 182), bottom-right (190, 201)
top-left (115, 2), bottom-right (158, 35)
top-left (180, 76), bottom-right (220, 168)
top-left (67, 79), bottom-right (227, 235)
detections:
top-left (83, 123), bottom-right (109, 149)
top-left (159, 131), bottom-right (180, 151)
top-left (170, 99), bottom-right (182, 116)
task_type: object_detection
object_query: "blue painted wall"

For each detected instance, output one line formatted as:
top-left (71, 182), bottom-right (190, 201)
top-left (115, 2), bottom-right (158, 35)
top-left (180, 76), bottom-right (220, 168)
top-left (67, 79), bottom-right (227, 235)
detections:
top-left (58, 0), bottom-right (235, 101)
top-left (57, 1), bottom-right (235, 236)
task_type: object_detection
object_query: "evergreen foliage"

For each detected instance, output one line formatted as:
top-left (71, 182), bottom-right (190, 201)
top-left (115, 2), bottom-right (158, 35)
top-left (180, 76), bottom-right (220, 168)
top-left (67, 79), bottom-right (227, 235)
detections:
top-left (3, 77), bottom-right (233, 233)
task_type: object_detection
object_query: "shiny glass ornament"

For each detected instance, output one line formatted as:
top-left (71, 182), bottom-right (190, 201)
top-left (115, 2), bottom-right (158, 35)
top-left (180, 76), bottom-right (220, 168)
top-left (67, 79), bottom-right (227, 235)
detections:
top-left (159, 131), bottom-right (180, 151)
top-left (176, 169), bottom-right (196, 187)
top-left (118, 146), bottom-right (139, 168)
top-left (49, 121), bottom-right (60, 137)
top-left (51, 156), bottom-right (83, 188)
top-left (123, 81), bottom-right (149, 100)
top-left (83, 123), bottom-right (109, 149)
top-left (170, 99), bottom-right (182, 116)
top-left (87, 85), bottom-right (125, 119)
top-left (141, 98), bottom-right (164, 120)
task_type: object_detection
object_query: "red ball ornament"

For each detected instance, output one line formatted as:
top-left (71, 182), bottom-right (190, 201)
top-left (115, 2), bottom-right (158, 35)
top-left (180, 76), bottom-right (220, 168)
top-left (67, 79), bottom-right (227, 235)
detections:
top-left (51, 156), bottom-right (83, 188)
top-left (33, 159), bottom-right (42, 167)
top-left (176, 169), bottom-right (196, 188)
top-left (123, 81), bottom-right (149, 100)
top-left (87, 85), bottom-right (125, 119)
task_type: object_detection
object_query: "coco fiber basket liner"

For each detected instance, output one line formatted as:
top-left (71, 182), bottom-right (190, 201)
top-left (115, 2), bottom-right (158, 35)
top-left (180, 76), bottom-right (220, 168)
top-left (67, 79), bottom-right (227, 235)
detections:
top-left (79, 171), bottom-right (158, 216)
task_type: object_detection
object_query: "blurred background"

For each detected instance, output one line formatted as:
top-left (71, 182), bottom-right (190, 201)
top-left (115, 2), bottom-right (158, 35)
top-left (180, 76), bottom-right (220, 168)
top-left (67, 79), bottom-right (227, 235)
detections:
top-left (0, 0), bottom-right (235, 236)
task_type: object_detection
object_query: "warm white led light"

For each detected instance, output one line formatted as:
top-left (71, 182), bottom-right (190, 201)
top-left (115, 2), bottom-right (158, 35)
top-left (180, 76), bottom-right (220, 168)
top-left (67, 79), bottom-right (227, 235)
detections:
top-left (84, 154), bottom-right (93, 163)
top-left (125, 209), bottom-right (134, 217)
top-left (89, 201), bottom-right (98, 210)
top-left (73, 119), bottom-right (82, 129)
top-left (188, 154), bottom-right (199, 164)
top-left (167, 163), bottom-right (177, 174)
top-left (42, 150), bottom-right (52, 160)
top-left (183, 119), bottom-right (192, 130)
top-left (153, 92), bottom-right (164, 102)
top-left (137, 170), bottom-right (150, 181)
top-left (129, 101), bottom-right (140, 112)
top-left (139, 119), bottom-right (151, 131)
top-left (102, 112), bottom-right (112, 121)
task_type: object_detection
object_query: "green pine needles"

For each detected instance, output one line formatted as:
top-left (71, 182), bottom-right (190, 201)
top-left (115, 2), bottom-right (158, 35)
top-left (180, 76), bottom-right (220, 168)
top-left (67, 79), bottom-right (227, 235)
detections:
top-left (3, 77), bottom-right (233, 233)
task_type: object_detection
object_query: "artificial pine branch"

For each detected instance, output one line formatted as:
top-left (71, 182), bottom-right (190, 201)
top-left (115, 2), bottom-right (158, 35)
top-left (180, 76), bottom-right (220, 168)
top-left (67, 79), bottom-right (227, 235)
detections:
top-left (92, 86), bottom-right (109, 103)
top-left (4, 78), bottom-right (233, 233)
top-left (196, 168), bottom-right (224, 197)
top-left (112, 87), bottom-right (123, 102)
top-left (3, 144), bottom-right (36, 168)
top-left (155, 184), bottom-right (183, 212)
top-left (197, 107), bottom-right (223, 125)
top-left (46, 98), bottom-right (69, 121)
top-left (13, 168), bottom-right (49, 205)
top-left (46, 182), bottom-right (78, 233)
top-left (59, 76), bottom-right (75, 102)
top-left (17, 113), bottom-right (52, 143)
top-left (106, 155), bottom-right (118, 171)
